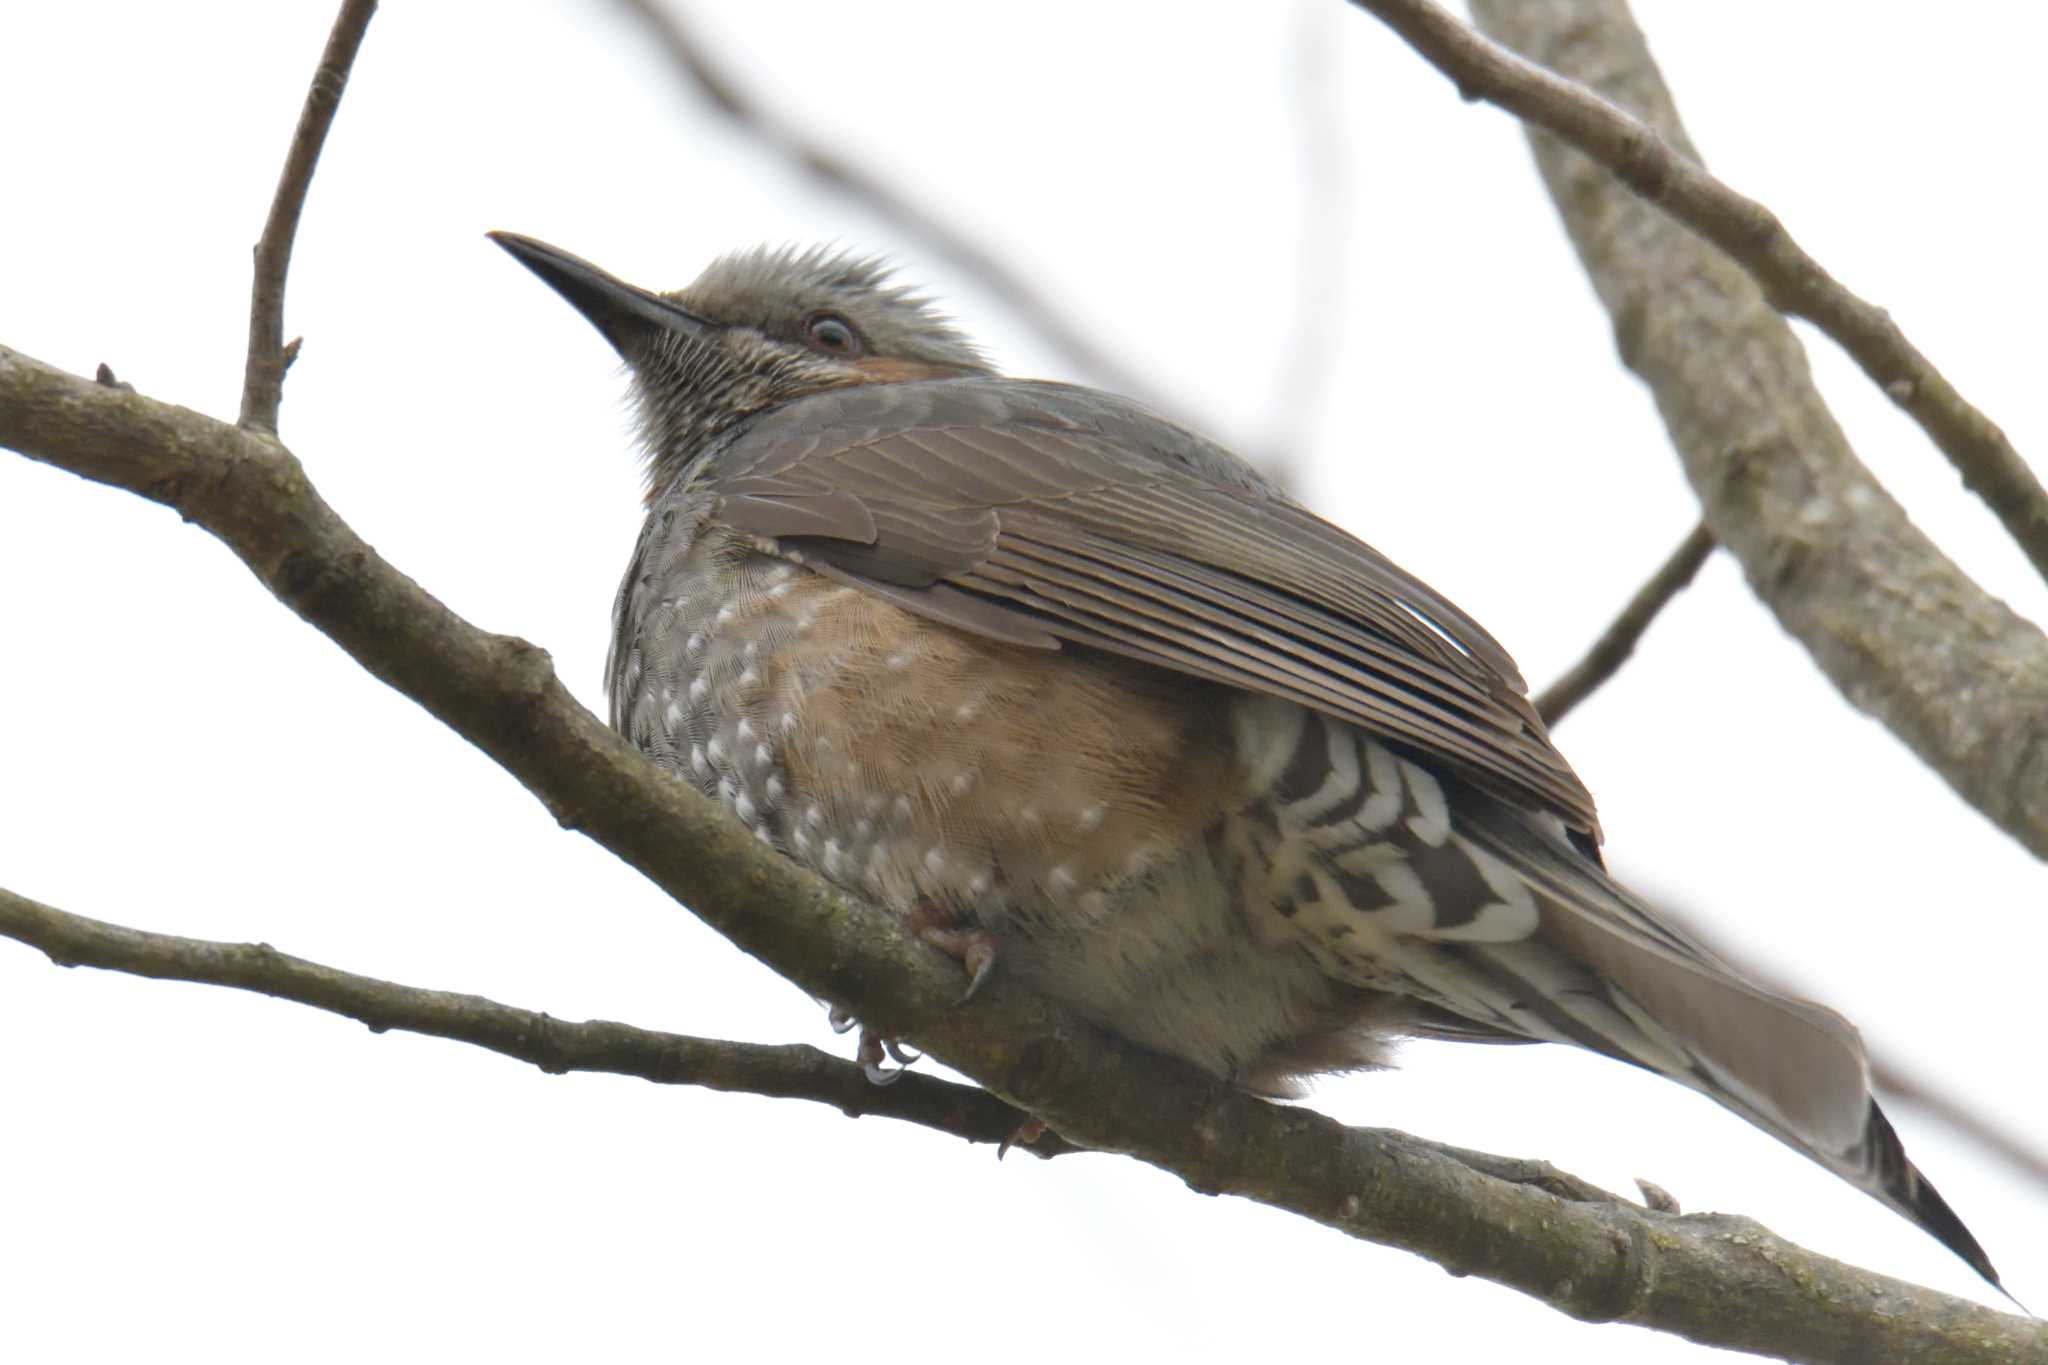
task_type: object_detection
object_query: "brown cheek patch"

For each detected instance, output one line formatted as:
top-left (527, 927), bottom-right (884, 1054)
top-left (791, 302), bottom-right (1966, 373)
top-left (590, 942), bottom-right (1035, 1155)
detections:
top-left (850, 356), bottom-right (974, 384)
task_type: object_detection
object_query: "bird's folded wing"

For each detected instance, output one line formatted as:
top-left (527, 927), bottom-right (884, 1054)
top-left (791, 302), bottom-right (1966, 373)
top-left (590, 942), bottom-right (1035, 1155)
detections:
top-left (704, 377), bottom-right (1598, 835)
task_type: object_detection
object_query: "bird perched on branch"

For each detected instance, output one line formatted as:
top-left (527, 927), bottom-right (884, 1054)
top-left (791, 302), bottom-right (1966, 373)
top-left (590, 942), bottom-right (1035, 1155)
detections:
top-left (491, 231), bottom-right (2001, 1291)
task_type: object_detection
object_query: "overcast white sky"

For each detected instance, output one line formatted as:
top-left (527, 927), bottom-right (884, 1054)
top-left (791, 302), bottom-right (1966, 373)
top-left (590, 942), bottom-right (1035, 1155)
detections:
top-left (3, 3), bottom-right (2044, 1360)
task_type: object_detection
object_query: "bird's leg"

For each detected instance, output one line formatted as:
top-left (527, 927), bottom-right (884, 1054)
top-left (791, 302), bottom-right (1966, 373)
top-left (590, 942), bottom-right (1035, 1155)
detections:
top-left (824, 895), bottom-right (998, 1084)
top-left (904, 900), bottom-right (1043, 1155)
top-left (907, 898), bottom-right (999, 1003)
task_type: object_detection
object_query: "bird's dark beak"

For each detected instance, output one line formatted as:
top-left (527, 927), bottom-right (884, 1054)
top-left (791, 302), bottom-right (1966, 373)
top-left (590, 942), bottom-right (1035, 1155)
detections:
top-left (488, 231), bottom-right (712, 356)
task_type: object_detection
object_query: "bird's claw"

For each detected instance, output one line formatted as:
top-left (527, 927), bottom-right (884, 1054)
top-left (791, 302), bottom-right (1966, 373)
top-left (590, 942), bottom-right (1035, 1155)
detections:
top-left (906, 900), bottom-right (1000, 1003)
top-left (857, 1026), bottom-right (916, 1085)
top-left (831, 1001), bottom-right (920, 1082)
top-left (910, 919), bottom-right (1000, 1004)
top-left (957, 936), bottom-right (998, 1004)
top-left (997, 1116), bottom-right (1047, 1159)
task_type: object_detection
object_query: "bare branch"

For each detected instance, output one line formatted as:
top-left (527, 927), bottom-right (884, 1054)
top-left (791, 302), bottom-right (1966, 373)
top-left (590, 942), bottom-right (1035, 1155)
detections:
top-left (611, 0), bottom-right (1161, 406)
top-left (1878, 1062), bottom-right (2048, 1191)
top-left (239, 0), bottom-right (377, 434)
top-left (0, 884), bottom-right (1074, 1156)
top-left (2, 345), bottom-right (2039, 1363)
top-left (1356, 0), bottom-right (2048, 860)
top-left (1260, 3), bottom-right (1353, 487)
top-left (1536, 520), bottom-right (1715, 726)
top-left (1346, 0), bottom-right (2048, 584)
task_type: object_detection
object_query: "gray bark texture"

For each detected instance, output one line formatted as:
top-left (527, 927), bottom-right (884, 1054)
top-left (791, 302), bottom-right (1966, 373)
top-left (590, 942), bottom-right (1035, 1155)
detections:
top-left (1458, 0), bottom-right (2048, 856)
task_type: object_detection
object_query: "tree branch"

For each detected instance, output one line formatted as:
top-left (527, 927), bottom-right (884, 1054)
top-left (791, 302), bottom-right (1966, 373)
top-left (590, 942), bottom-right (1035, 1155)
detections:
top-left (1878, 1063), bottom-right (2048, 1191)
top-left (239, 0), bottom-right (377, 434)
top-left (1347, 0), bottom-right (2048, 586)
top-left (1346, 0), bottom-right (2048, 860)
top-left (0, 884), bottom-right (1075, 1155)
top-left (1259, 2), bottom-right (1353, 488)
top-left (1425, 1), bottom-right (2048, 1187)
top-left (2, 345), bottom-right (2038, 1362)
top-left (610, 0), bottom-right (1163, 407)
top-left (1536, 520), bottom-right (1715, 726)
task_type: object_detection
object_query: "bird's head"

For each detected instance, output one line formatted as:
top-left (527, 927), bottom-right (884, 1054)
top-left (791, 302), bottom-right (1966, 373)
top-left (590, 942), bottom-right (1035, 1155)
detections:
top-left (490, 233), bottom-right (994, 499)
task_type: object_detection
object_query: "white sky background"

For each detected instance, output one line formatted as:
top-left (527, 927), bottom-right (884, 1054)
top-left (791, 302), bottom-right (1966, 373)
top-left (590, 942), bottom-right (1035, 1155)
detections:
top-left (3, 3), bottom-right (2044, 1360)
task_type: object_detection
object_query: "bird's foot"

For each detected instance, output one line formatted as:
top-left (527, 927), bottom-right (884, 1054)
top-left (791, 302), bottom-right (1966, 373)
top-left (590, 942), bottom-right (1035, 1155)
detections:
top-left (907, 901), bottom-right (999, 1003)
top-left (822, 1001), bottom-right (921, 1084)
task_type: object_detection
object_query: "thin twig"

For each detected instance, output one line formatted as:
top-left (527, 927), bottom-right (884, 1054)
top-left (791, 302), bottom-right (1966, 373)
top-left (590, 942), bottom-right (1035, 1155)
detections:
top-left (1536, 520), bottom-right (1715, 726)
top-left (0, 885), bottom-right (1074, 1156)
top-left (1346, 0), bottom-right (2048, 585)
top-left (1260, 2), bottom-right (1353, 488)
top-left (611, 0), bottom-right (1161, 407)
top-left (239, 0), bottom-right (378, 433)
top-left (1456, 0), bottom-right (2048, 1194)
top-left (1380, 0), bottom-right (2048, 1206)
top-left (1437, 0), bottom-right (2048, 861)
top-left (1876, 1063), bottom-right (2048, 1189)
top-left (3, 345), bottom-right (2040, 1363)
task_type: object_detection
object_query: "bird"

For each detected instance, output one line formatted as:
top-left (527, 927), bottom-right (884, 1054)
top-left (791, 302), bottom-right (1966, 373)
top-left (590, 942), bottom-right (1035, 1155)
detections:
top-left (489, 230), bottom-right (2002, 1292)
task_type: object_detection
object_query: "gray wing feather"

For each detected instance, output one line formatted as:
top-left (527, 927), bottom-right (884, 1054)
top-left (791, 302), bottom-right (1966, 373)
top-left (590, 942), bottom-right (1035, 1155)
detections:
top-left (1436, 808), bottom-right (1997, 1285)
top-left (705, 378), bottom-right (1599, 834)
top-left (1457, 812), bottom-right (1871, 1152)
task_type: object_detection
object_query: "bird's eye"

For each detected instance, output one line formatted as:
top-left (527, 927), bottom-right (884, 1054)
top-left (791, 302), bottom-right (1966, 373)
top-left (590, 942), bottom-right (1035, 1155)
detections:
top-left (804, 312), bottom-right (863, 358)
